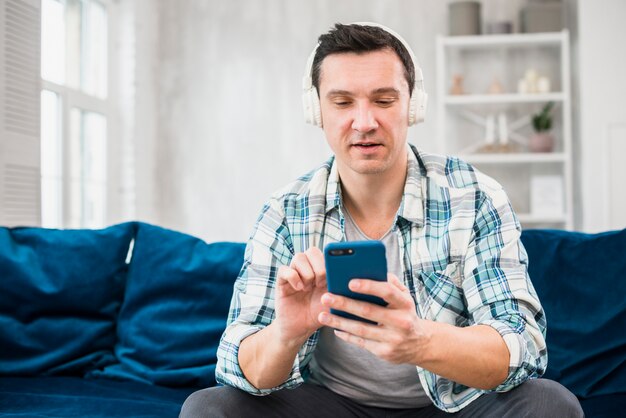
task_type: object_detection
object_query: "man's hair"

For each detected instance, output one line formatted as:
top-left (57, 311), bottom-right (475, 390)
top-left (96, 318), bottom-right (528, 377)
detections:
top-left (311, 23), bottom-right (416, 96)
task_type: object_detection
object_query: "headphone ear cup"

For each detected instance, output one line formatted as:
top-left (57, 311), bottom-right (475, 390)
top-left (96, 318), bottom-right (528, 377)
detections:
top-left (302, 87), bottom-right (323, 127)
top-left (408, 93), bottom-right (418, 126)
top-left (408, 88), bottom-right (428, 126)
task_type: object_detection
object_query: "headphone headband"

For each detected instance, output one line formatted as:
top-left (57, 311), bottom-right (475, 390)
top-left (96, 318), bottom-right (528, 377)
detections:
top-left (302, 22), bottom-right (427, 128)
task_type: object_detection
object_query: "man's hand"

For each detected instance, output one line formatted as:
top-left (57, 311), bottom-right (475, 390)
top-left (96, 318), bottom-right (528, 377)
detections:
top-left (317, 273), bottom-right (510, 390)
top-left (239, 246), bottom-right (328, 390)
top-left (318, 273), bottom-right (428, 364)
top-left (274, 246), bottom-right (329, 345)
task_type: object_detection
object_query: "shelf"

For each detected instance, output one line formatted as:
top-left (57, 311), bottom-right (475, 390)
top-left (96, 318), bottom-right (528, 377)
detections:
top-left (517, 213), bottom-right (567, 224)
top-left (458, 153), bottom-right (567, 164)
top-left (437, 30), bottom-right (573, 230)
top-left (444, 93), bottom-right (564, 105)
top-left (440, 31), bottom-right (567, 49)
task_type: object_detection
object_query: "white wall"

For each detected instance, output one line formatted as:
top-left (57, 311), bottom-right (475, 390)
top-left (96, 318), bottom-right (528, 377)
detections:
top-left (133, 0), bottom-right (452, 242)
top-left (577, 0), bottom-right (626, 232)
top-left (129, 0), bottom-right (578, 242)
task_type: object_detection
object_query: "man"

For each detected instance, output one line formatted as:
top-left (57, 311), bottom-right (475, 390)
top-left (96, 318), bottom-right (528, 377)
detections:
top-left (180, 23), bottom-right (583, 417)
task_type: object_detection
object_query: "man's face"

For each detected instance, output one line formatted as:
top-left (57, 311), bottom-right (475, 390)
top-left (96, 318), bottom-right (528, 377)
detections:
top-left (318, 48), bottom-right (410, 178)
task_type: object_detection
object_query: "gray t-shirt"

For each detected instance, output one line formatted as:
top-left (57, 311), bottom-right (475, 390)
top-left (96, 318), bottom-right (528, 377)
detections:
top-left (308, 208), bottom-right (432, 409)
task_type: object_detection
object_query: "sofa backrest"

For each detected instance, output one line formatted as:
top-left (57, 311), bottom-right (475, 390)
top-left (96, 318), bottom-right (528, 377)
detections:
top-left (521, 228), bottom-right (626, 399)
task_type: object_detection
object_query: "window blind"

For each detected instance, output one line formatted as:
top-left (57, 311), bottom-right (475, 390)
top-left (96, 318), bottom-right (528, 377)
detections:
top-left (0, 0), bottom-right (41, 226)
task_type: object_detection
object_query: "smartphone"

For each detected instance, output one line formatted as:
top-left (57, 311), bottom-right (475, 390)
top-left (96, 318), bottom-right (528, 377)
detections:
top-left (324, 240), bottom-right (388, 324)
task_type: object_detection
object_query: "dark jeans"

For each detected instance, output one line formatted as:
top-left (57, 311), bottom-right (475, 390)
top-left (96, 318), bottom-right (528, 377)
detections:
top-left (179, 378), bottom-right (584, 418)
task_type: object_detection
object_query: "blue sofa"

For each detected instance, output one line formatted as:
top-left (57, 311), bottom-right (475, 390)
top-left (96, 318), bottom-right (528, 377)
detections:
top-left (0, 222), bottom-right (624, 417)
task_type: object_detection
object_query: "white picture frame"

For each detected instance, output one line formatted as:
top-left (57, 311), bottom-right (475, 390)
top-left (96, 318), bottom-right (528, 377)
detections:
top-left (530, 175), bottom-right (564, 216)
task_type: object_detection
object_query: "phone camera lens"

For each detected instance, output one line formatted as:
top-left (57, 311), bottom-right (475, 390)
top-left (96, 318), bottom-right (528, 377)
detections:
top-left (329, 248), bottom-right (355, 256)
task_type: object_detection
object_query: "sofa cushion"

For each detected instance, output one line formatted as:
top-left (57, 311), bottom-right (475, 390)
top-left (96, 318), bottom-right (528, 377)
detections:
top-left (521, 228), bottom-right (626, 398)
top-left (95, 222), bottom-right (245, 387)
top-left (0, 376), bottom-right (194, 418)
top-left (0, 223), bottom-right (135, 376)
top-left (578, 393), bottom-right (626, 418)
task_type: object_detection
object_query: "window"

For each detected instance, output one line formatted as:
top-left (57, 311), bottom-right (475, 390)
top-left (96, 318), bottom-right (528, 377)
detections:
top-left (40, 0), bottom-right (108, 228)
top-left (40, 90), bottom-right (63, 227)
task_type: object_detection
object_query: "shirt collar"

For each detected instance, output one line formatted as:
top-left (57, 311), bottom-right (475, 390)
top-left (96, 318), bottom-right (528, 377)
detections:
top-left (398, 144), bottom-right (425, 226)
top-left (325, 155), bottom-right (342, 214)
top-left (324, 144), bottom-right (425, 227)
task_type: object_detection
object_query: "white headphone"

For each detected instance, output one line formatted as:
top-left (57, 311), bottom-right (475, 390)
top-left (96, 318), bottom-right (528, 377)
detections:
top-left (302, 22), bottom-right (428, 128)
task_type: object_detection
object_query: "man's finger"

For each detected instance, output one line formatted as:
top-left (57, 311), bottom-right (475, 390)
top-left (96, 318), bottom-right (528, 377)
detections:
top-left (333, 329), bottom-right (385, 355)
top-left (291, 253), bottom-right (315, 289)
top-left (388, 273), bottom-right (409, 292)
top-left (278, 265), bottom-right (304, 292)
top-left (321, 293), bottom-right (387, 325)
top-left (348, 278), bottom-right (412, 308)
top-left (318, 311), bottom-right (385, 341)
top-left (306, 246), bottom-right (327, 287)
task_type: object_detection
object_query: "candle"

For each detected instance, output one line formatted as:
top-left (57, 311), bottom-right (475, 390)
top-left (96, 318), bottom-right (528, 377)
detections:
top-left (498, 113), bottom-right (508, 145)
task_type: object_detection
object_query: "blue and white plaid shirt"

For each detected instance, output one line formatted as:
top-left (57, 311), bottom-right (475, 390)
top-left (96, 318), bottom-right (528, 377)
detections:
top-left (216, 144), bottom-right (547, 413)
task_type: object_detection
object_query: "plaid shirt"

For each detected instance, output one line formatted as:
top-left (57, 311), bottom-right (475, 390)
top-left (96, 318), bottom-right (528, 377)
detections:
top-left (216, 144), bottom-right (547, 413)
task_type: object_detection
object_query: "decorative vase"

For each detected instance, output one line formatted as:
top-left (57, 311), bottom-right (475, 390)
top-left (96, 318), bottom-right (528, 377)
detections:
top-left (449, 1), bottom-right (481, 36)
top-left (528, 132), bottom-right (554, 153)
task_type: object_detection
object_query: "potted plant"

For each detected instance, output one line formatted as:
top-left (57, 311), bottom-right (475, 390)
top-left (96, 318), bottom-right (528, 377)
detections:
top-left (529, 102), bottom-right (555, 152)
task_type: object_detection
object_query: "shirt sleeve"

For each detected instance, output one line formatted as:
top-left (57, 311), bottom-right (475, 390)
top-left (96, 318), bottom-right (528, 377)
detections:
top-left (462, 188), bottom-right (548, 392)
top-left (215, 198), bottom-right (311, 395)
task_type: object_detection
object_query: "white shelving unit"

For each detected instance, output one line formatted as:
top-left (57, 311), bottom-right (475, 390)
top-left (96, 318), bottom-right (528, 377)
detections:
top-left (444, 92), bottom-right (565, 105)
top-left (437, 31), bottom-right (573, 230)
